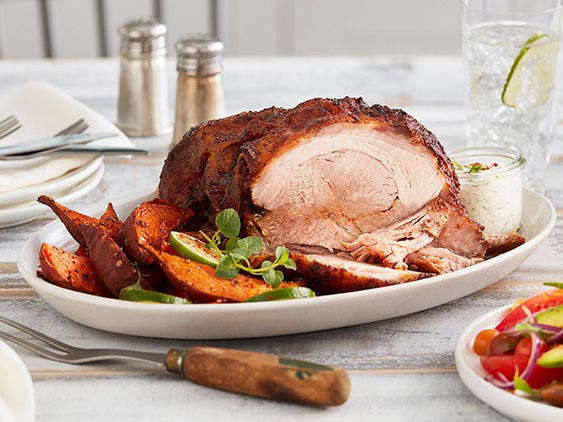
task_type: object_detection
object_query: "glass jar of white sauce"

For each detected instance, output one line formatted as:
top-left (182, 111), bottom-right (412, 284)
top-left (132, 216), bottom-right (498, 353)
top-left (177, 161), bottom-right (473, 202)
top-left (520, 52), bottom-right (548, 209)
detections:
top-left (450, 147), bottom-right (525, 234)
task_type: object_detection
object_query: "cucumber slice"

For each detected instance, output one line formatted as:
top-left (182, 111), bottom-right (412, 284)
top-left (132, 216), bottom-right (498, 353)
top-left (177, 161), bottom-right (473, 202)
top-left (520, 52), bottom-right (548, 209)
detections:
top-left (245, 287), bottom-right (316, 302)
top-left (501, 32), bottom-right (558, 107)
top-left (119, 285), bottom-right (190, 304)
top-left (169, 231), bottom-right (220, 267)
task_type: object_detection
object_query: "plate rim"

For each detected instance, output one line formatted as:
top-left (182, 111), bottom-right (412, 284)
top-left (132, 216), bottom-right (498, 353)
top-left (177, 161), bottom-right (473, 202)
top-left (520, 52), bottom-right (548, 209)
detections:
top-left (455, 305), bottom-right (563, 420)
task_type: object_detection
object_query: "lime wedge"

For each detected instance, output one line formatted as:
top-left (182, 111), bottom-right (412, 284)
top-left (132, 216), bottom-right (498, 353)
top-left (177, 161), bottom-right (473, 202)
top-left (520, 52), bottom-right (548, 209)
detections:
top-left (501, 32), bottom-right (558, 107)
top-left (169, 231), bottom-right (220, 267)
top-left (245, 287), bottom-right (316, 302)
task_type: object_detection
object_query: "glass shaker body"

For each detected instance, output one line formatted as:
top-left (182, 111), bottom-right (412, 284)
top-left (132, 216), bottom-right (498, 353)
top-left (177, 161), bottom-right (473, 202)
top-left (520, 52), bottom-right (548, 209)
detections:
top-left (173, 72), bottom-right (225, 143)
top-left (116, 18), bottom-right (172, 137)
top-left (172, 35), bottom-right (225, 146)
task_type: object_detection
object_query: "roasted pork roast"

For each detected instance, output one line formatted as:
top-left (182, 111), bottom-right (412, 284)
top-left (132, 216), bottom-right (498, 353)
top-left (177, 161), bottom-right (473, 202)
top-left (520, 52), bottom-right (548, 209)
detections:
top-left (159, 97), bottom-right (490, 290)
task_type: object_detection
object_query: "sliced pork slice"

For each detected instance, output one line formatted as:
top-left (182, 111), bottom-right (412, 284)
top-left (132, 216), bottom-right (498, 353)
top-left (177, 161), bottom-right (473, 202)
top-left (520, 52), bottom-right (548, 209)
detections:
top-left (485, 232), bottom-right (526, 257)
top-left (292, 254), bottom-right (428, 294)
top-left (341, 197), bottom-right (451, 269)
top-left (405, 247), bottom-right (483, 274)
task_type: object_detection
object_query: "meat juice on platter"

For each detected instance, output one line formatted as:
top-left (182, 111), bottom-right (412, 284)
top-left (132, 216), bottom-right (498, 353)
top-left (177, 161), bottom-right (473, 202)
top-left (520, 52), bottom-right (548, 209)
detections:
top-left (37, 98), bottom-right (527, 303)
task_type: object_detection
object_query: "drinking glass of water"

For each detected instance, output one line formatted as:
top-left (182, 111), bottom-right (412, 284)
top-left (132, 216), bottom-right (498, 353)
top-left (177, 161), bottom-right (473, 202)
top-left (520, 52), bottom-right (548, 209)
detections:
top-left (462, 0), bottom-right (561, 191)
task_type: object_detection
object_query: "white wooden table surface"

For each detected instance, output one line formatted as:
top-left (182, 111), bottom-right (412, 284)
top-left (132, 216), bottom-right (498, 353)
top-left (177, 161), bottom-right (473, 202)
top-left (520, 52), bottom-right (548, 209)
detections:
top-left (0, 56), bottom-right (562, 421)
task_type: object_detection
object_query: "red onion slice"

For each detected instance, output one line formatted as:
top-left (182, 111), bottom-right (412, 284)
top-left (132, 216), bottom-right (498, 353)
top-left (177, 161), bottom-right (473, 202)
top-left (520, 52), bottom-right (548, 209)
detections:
top-left (549, 329), bottom-right (563, 344)
top-left (519, 332), bottom-right (542, 382)
top-left (485, 373), bottom-right (514, 389)
top-left (531, 323), bottom-right (561, 334)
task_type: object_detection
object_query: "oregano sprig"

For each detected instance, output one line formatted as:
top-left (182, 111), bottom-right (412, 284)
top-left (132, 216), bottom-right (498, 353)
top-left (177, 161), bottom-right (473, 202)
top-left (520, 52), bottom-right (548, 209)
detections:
top-left (200, 208), bottom-right (296, 288)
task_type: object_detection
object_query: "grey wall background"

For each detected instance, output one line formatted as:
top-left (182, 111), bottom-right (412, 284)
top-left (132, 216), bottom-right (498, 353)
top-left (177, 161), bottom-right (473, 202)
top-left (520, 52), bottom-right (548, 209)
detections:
top-left (0, 0), bottom-right (462, 58)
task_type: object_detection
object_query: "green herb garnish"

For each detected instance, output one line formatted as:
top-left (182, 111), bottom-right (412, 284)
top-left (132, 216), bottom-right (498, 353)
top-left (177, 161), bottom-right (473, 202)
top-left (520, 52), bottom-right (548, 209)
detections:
top-left (200, 208), bottom-right (296, 288)
top-left (451, 157), bottom-right (498, 174)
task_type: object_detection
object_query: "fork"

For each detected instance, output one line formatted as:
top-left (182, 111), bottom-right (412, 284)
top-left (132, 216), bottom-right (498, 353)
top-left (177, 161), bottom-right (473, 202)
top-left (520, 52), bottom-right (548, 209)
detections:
top-left (0, 115), bottom-right (21, 139)
top-left (0, 118), bottom-right (97, 160)
top-left (0, 315), bottom-right (349, 406)
top-left (54, 118), bottom-right (88, 137)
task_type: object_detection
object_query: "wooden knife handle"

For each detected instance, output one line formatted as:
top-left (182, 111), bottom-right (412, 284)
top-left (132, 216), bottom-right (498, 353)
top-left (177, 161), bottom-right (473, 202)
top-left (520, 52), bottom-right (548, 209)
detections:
top-left (165, 347), bottom-right (350, 406)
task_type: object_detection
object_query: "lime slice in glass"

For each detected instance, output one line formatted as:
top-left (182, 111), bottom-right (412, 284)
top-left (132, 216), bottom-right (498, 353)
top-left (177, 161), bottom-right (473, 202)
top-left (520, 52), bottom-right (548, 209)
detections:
top-left (169, 231), bottom-right (220, 267)
top-left (501, 33), bottom-right (558, 108)
top-left (245, 287), bottom-right (316, 302)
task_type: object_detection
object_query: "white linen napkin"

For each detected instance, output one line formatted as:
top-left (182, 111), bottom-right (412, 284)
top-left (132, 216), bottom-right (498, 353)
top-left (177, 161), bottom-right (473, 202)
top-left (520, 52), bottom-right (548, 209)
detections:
top-left (0, 82), bottom-right (132, 193)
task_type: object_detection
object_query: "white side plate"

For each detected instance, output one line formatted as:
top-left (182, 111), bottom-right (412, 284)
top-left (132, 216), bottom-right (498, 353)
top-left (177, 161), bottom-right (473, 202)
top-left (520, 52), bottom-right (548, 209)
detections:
top-left (0, 340), bottom-right (35, 422)
top-left (455, 305), bottom-right (563, 421)
top-left (17, 189), bottom-right (556, 339)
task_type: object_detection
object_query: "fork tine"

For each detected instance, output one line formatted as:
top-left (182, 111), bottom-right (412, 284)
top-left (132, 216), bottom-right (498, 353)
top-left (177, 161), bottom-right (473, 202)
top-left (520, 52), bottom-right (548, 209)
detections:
top-left (54, 118), bottom-right (86, 136)
top-left (0, 116), bottom-right (20, 139)
top-left (0, 115), bottom-right (17, 129)
top-left (0, 315), bottom-right (71, 352)
top-left (0, 330), bottom-right (69, 362)
top-left (0, 122), bottom-right (21, 138)
top-left (68, 121), bottom-right (89, 136)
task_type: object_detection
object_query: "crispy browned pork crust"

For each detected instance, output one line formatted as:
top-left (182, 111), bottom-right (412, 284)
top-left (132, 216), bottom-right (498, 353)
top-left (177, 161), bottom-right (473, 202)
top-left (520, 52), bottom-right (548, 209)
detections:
top-left (158, 106), bottom-right (284, 215)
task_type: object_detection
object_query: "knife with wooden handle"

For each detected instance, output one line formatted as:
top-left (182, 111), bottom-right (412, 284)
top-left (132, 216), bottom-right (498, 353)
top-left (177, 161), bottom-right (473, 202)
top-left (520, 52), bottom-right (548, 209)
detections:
top-left (164, 347), bottom-right (351, 406)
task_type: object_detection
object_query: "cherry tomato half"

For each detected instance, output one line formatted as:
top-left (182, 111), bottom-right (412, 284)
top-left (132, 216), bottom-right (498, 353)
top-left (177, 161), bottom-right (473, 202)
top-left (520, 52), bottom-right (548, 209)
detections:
top-left (473, 329), bottom-right (499, 356)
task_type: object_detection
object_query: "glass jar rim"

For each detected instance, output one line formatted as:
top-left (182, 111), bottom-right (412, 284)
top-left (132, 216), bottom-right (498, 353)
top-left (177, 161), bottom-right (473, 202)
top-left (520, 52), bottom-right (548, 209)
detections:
top-left (450, 146), bottom-right (525, 182)
top-left (460, 0), bottom-right (562, 16)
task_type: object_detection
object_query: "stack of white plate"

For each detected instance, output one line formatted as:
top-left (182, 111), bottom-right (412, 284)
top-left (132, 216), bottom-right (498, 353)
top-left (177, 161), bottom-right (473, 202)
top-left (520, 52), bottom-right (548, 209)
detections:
top-left (0, 82), bottom-right (134, 229)
top-left (0, 156), bottom-right (104, 228)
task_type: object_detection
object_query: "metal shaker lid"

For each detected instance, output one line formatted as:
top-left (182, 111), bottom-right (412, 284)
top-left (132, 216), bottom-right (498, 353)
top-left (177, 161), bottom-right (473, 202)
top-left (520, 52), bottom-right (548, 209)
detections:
top-left (118, 18), bottom-right (167, 57)
top-left (176, 35), bottom-right (223, 76)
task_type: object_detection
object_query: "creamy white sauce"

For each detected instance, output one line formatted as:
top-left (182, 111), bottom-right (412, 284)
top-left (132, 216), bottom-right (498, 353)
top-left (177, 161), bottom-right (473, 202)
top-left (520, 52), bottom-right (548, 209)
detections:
top-left (458, 169), bottom-right (522, 234)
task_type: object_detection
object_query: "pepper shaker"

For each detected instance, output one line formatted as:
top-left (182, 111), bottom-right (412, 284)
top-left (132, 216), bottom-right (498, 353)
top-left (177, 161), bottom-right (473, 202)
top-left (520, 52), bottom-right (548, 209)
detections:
top-left (116, 18), bottom-right (172, 137)
top-left (172, 35), bottom-right (225, 145)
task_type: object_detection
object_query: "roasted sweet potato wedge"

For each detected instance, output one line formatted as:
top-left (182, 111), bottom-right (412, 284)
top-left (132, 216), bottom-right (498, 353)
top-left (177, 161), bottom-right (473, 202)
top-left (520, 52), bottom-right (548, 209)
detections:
top-left (152, 250), bottom-right (299, 303)
top-left (137, 264), bottom-right (165, 291)
top-left (99, 202), bottom-right (123, 240)
top-left (81, 224), bottom-right (138, 297)
top-left (38, 196), bottom-right (123, 247)
top-left (38, 243), bottom-right (108, 296)
top-left (120, 199), bottom-right (193, 265)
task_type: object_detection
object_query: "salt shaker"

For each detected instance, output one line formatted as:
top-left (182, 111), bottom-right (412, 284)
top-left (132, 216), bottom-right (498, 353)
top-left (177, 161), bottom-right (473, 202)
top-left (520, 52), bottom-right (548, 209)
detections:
top-left (172, 35), bottom-right (225, 145)
top-left (116, 18), bottom-right (172, 137)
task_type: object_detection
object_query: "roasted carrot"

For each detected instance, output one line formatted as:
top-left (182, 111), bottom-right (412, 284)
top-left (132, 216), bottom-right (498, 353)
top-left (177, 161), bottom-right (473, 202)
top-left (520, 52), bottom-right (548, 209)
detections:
top-left (120, 199), bottom-right (193, 265)
top-left (38, 243), bottom-right (109, 296)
